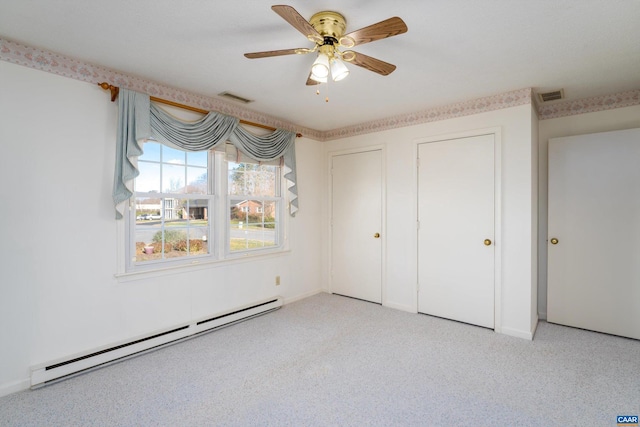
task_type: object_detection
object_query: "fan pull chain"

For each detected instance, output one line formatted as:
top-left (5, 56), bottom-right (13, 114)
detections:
top-left (325, 79), bottom-right (329, 102)
top-left (314, 81), bottom-right (329, 103)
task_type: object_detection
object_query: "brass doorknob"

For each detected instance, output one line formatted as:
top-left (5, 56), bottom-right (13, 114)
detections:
top-left (374, 233), bottom-right (380, 238)
top-left (550, 238), bottom-right (559, 245)
top-left (484, 239), bottom-right (492, 246)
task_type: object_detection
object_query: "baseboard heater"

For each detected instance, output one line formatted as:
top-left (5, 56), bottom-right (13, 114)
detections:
top-left (30, 296), bottom-right (283, 388)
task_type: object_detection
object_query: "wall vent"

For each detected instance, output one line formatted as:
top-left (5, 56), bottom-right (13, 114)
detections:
top-left (538, 89), bottom-right (564, 103)
top-left (218, 91), bottom-right (254, 104)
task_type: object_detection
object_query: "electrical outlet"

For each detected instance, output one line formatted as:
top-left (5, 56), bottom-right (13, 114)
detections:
top-left (275, 275), bottom-right (280, 286)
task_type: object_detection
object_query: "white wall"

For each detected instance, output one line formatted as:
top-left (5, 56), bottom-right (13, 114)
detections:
top-left (537, 105), bottom-right (640, 319)
top-left (323, 104), bottom-right (538, 340)
top-left (531, 107), bottom-right (540, 328)
top-left (0, 61), bottom-right (324, 396)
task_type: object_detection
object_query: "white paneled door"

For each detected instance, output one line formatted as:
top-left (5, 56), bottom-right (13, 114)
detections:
top-left (548, 128), bottom-right (640, 340)
top-left (418, 134), bottom-right (495, 328)
top-left (331, 149), bottom-right (383, 304)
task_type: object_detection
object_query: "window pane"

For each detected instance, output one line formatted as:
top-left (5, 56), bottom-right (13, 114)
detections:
top-left (245, 200), bottom-right (262, 225)
top-left (186, 198), bottom-right (210, 221)
top-left (135, 196), bottom-right (162, 219)
top-left (228, 162), bottom-right (244, 196)
top-left (186, 166), bottom-right (207, 194)
top-left (162, 225), bottom-right (189, 259)
top-left (139, 141), bottom-right (161, 162)
top-left (162, 145), bottom-right (186, 165)
top-left (134, 199), bottom-right (164, 262)
top-left (263, 201), bottom-right (277, 226)
top-left (235, 164), bottom-right (277, 196)
top-left (256, 165), bottom-right (278, 196)
top-left (229, 200), bottom-right (277, 252)
top-left (228, 163), bottom-right (277, 197)
top-left (189, 227), bottom-right (209, 255)
top-left (187, 151), bottom-right (207, 167)
top-left (136, 162), bottom-right (161, 193)
top-left (162, 164), bottom-right (185, 193)
top-left (163, 197), bottom-right (180, 220)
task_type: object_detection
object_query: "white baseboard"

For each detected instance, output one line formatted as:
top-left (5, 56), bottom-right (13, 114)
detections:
top-left (538, 311), bottom-right (547, 320)
top-left (0, 378), bottom-right (30, 397)
top-left (500, 316), bottom-right (539, 340)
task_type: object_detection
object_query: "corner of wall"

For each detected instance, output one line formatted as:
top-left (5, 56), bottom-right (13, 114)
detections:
top-left (500, 314), bottom-right (538, 340)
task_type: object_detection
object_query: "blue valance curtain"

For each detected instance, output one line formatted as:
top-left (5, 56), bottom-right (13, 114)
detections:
top-left (113, 89), bottom-right (298, 219)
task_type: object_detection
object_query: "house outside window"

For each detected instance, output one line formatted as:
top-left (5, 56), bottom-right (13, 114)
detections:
top-left (228, 162), bottom-right (281, 252)
top-left (127, 142), bottom-right (286, 271)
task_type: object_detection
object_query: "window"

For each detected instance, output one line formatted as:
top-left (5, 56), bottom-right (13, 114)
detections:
top-left (228, 162), bottom-right (281, 253)
top-left (127, 142), bottom-right (285, 271)
top-left (130, 142), bottom-right (211, 268)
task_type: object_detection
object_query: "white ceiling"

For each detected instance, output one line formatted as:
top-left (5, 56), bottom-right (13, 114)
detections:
top-left (1, 1), bottom-right (639, 132)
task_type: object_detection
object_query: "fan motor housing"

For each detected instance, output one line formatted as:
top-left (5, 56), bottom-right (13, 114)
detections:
top-left (310, 11), bottom-right (347, 39)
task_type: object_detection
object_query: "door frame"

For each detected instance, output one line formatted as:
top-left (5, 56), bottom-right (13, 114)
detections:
top-left (328, 145), bottom-right (387, 305)
top-left (414, 127), bottom-right (502, 332)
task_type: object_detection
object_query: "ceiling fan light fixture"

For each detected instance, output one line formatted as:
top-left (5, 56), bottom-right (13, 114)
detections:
top-left (244, 6), bottom-right (408, 86)
top-left (309, 73), bottom-right (328, 83)
top-left (330, 58), bottom-right (349, 82)
top-left (311, 53), bottom-right (330, 79)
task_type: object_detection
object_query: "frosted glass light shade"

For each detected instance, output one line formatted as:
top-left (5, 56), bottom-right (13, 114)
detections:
top-left (330, 59), bottom-right (349, 81)
top-left (310, 53), bottom-right (330, 79)
top-left (310, 73), bottom-right (327, 83)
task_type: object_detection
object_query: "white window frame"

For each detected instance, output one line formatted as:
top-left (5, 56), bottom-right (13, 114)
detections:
top-left (224, 156), bottom-right (285, 258)
top-left (120, 149), bottom-right (289, 275)
top-left (125, 147), bottom-right (216, 272)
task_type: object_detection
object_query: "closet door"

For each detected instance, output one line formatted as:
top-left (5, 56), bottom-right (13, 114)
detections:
top-left (548, 128), bottom-right (640, 339)
top-left (331, 149), bottom-right (383, 303)
top-left (417, 134), bottom-right (495, 328)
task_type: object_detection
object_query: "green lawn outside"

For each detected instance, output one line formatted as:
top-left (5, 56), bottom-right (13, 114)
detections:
top-left (230, 238), bottom-right (276, 251)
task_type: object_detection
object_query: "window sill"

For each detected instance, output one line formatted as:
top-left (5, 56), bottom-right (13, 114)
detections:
top-left (114, 248), bottom-right (292, 283)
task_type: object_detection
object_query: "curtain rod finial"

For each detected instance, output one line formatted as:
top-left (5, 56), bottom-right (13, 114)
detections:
top-left (98, 82), bottom-right (119, 102)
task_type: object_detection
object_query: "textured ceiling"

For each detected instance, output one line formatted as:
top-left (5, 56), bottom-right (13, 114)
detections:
top-left (1, 1), bottom-right (639, 132)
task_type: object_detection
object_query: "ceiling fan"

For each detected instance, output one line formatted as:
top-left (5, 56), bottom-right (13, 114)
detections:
top-left (244, 5), bottom-right (408, 85)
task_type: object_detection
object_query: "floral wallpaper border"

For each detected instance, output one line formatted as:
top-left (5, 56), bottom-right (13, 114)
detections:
top-left (323, 88), bottom-right (533, 140)
top-left (0, 37), bottom-right (322, 140)
top-left (2, 37), bottom-right (638, 141)
top-left (537, 89), bottom-right (640, 120)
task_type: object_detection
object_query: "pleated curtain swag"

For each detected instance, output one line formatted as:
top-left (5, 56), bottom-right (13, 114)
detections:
top-left (113, 88), bottom-right (298, 219)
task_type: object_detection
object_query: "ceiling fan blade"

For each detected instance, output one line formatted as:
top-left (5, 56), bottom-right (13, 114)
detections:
top-left (341, 17), bottom-right (408, 47)
top-left (271, 5), bottom-right (323, 43)
top-left (347, 51), bottom-right (397, 76)
top-left (244, 48), bottom-right (305, 59)
top-left (306, 73), bottom-right (322, 86)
